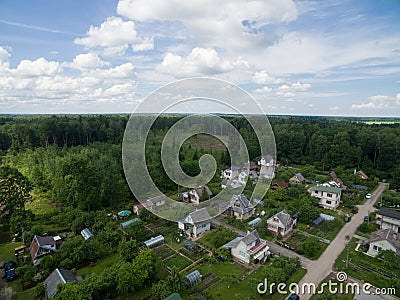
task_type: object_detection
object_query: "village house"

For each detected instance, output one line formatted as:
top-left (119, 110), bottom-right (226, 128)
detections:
top-left (182, 185), bottom-right (212, 205)
top-left (364, 228), bottom-right (400, 257)
top-left (238, 170), bottom-right (248, 186)
top-left (229, 194), bottom-right (254, 220)
top-left (323, 171), bottom-right (347, 189)
top-left (221, 166), bottom-right (241, 181)
top-left (133, 195), bottom-right (166, 215)
top-left (178, 208), bottom-right (211, 238)
top-left (272, 180), bottom-right (288, 190)
top-left (289, 173), bottom-right (306, 185)
top-left (356, 170), bottom-right (369, 180)
top-left (257, 155), bottom-right (274, 167)
top-left (44, 268), bottom-right (81, 298)
top-left (30, 235), bottom-right (63, 265)
top-left (266, 210), bottom-right (297, 237)
top-left (222, 230), bottom-right (270, 265)
top-left (309, 185), bottom-right (342, 209)
top-left (375, 207), bottom-right (400, 233)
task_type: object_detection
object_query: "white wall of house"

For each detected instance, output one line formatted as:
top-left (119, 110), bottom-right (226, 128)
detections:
top-left (375, 215), bottom-right (400, 233)
top-left (266, 217), bottom-right (295, 237)
top-left (367, 240), bottom-right (397, 257)
top-left (231, 241), bottom-right (250, 264)
top-left (193, 222), bottom-right (210, 237)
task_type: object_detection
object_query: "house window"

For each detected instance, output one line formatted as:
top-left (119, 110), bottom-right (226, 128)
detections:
top-left (239, 251), bottom-right (247, 258)
top-left (373, 245), bottom-right (382, 252)
top-left (326, 200), bottom-right (332, 205)
top-left (327, 193), bottom-right (333, 198)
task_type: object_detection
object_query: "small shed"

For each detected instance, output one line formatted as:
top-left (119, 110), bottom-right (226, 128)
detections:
top-left (120, 218), bottom-right (141, 230)
top-left (80, 228), bottom-right (94, 240)
top-left (183, 240), bottom-right (197, 251)
top-left (248, 217), bottom-right (262, 228)
top-left (185, 270), bottom-right (202, 287)
top-left (144, 235), bottom-right (164, 248)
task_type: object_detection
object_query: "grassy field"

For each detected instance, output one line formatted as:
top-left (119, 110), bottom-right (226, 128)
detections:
top-left (164, 254), bottom-right (192, 271)
top-left (0, 242), bottom-right (22, 263)
top-left (77, 253), bottom-right (121, 276)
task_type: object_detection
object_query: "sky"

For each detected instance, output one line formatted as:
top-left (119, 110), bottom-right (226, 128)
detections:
top-left (0, 0), bottom-right (399, 116)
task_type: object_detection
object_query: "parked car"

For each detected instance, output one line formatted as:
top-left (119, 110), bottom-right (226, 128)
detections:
top-left (364, 216), bottom-right (370, 222)
top-left (365, 193), bottom-right (372, 199)
top-left (351, 209), bottom-right (358, 214)
top-left (2, 261), bottom-right (17, 282)
top-left (288, 294), bottom-right (300, 300)
top-left (344, 216), bottom-right (351, 222)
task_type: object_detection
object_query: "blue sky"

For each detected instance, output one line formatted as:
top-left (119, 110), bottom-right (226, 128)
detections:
top-left (0, 0), bottom-right (399, 116)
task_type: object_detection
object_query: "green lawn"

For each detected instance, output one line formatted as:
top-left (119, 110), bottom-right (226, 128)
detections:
top-left (26, 192), bottom-right (57, 215)
top-left (164, 254), bottom-right (192, 271)
top-left (0, 242), bottom-right (22, 262)
top-left (77, 253), bottom-right (121, 276)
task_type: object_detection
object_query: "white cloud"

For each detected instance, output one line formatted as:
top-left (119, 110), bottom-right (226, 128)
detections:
top-left (117, 0), bottom-right (297, 50)
top-left (158, 47), bottom-right (236, 76)
top-left (254, 86), bottom-right (272, 94)
top-left (252, 70), bottom-right (282, 85)
top-left (0, 46), bottom-right (11, 61)
top-left (75, 16), bottom-right (153, 55)
top-left (15, 58), bottom-right (62, 77)
top-left (351, 95), bottom-right (398, 110)
top-left (72, 52), bottom-right (108, 70)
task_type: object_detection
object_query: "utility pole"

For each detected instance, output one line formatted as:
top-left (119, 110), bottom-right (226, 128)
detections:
top-left (22, 227), bottom-right (24, 245)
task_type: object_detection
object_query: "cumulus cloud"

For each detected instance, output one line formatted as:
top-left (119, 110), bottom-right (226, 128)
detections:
top-left (351, 95), bottom-right (397, 110)
top-left (71, 52), bottom-right (108, 70)
top-left (75, 16), bottom-right (153, 55)
top-left (117, 0), bottom-right (297, 50)
top-left (0, 46), bottom-right (11, 61)
top-left (158, 47), bottom-right (243, 76)
top-left (15, 58), bottom-right (62, 77)
top-left (252, 70), bottom-right (283, 85)
top-left (254, 86), bottom-right (272, 94)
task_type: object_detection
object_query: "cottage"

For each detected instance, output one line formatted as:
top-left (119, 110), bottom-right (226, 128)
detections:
top-left (289, 173), bottom-right (305, 185)
top-left (309, 185), bottom-right (342, 209)
top-left (229, 194), bottom-right (254, 220)
top-left (356, 170), bottom-right (369, 180)
top-left (182, 185), bottom-right (212, 205)
top-left (327, 171), bottom-right (347, 189)
top-left (80, 228), bottom-right (93, 240)
top-left (375, 207), bottom-right (400, 233)
top-left (222, 230), bottom-right (270, 265)
top-left (266, 210), bottom-right (297, 237)
top-left (258, 155), bottom-right (274, 167)
top-left (30, 235), bottom-right (63, 264)
top-left (238, 171), bottom-right (249, 185)
top-left (272, 180), bottom-right (288, 189)
top-left (364, 228), bottom-right (400, 257)
top-left (44, 268), bottom-right (81, 298)
top-left (178, 208), bottom-right (211, 238)
top-left (221, 166), bottom-right (241, 181)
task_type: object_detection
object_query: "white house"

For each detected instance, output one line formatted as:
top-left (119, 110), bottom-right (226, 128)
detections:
top-left (309, 185), bottom-right (342, 209)
top-left (30, 235), bottom-right (63, 264)
top-left (182, 185), bottom-right (212, 205)
top-left (257, 155), bottom-right (274, 167)
top-left (238, 171), bottom-right (249, 185)
top-left (222, 230), bottom-right (269, 265)
top-left (364, 228), bottom-right (400, 257)
top-left (221, 166), bottom-right (241, 181)
top-left (266, 210), bottom-right (297, 237)
top-left (375, 207), bottom-right (400, 233)
top-left (178, 208), bottom-right (211, 238)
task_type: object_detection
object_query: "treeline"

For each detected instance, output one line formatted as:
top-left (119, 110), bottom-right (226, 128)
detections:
top-left (1, 114), bottom-right (400, 189)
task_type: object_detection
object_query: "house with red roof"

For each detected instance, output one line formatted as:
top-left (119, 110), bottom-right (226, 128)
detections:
top-left (30, 235), bottom-right (63, 265)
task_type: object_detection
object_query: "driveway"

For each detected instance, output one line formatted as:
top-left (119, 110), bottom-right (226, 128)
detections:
top-left (297, 182), bottom-right (389, 299)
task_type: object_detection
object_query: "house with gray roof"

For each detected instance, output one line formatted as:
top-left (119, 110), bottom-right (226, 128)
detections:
top-left (182, 185), bottom-right (212, 205)
top-left (222, 230), bottom-right (269, 265)
top-left (229, 194), bottom-right (254, 220)
top-left (376, 207), bottom-right (400, 234)
top-left (266, 210), bottom-right (297, 237)
top-left (44, 268), bottom-right (81, 298)
top-left (364, 228), bottom-right (400, 257)
top-left (289, 173), bottom-right (306, 184)
top-left (30, 235), bottom-right (63, 265)
top-left (178, 208), bottom-right (211, 238)
top-left (309, 185), bottom-right (342, 209)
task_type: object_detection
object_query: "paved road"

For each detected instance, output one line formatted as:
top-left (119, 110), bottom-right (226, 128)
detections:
top-left (297, 182), bottom-right (389, 300)
top-left (211, 219), bottom-right (312, 268)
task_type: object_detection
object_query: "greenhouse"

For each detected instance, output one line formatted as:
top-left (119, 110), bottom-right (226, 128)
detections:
top-left (120, 218), bottom-right (140, 230)
top-left (144, 235), bottom-right (164, 248)
top-left (185, 270), bottom-right (202, 287)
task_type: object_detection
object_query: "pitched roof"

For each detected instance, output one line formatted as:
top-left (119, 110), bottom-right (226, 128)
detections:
top-left (274, 180), bottom-right (288, 189)
top-left (377, 207), bottom-right (400, 220)
top-left (292, 173), bottom-right (305, 181)
top-left (188, 208), bottom-right (211, 225)
top-left (242, 230), bottom-right (260, 245)
top-left (44, 268), bottom-right (77, 298)
top-left (193, 185), bottom-right (212, 198)
top-left (273, 210), bottom-right (293, 227)
top-left (357, 170), bottom-right (369, 179)
top-left (221, 237), bottom-right (242, 249)
top-left (309, 185), bottom-right (342, 193)
top-left (231, 194), bottom-right (254, 215)
top-left (366, 228), bottom-right (400, 251)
